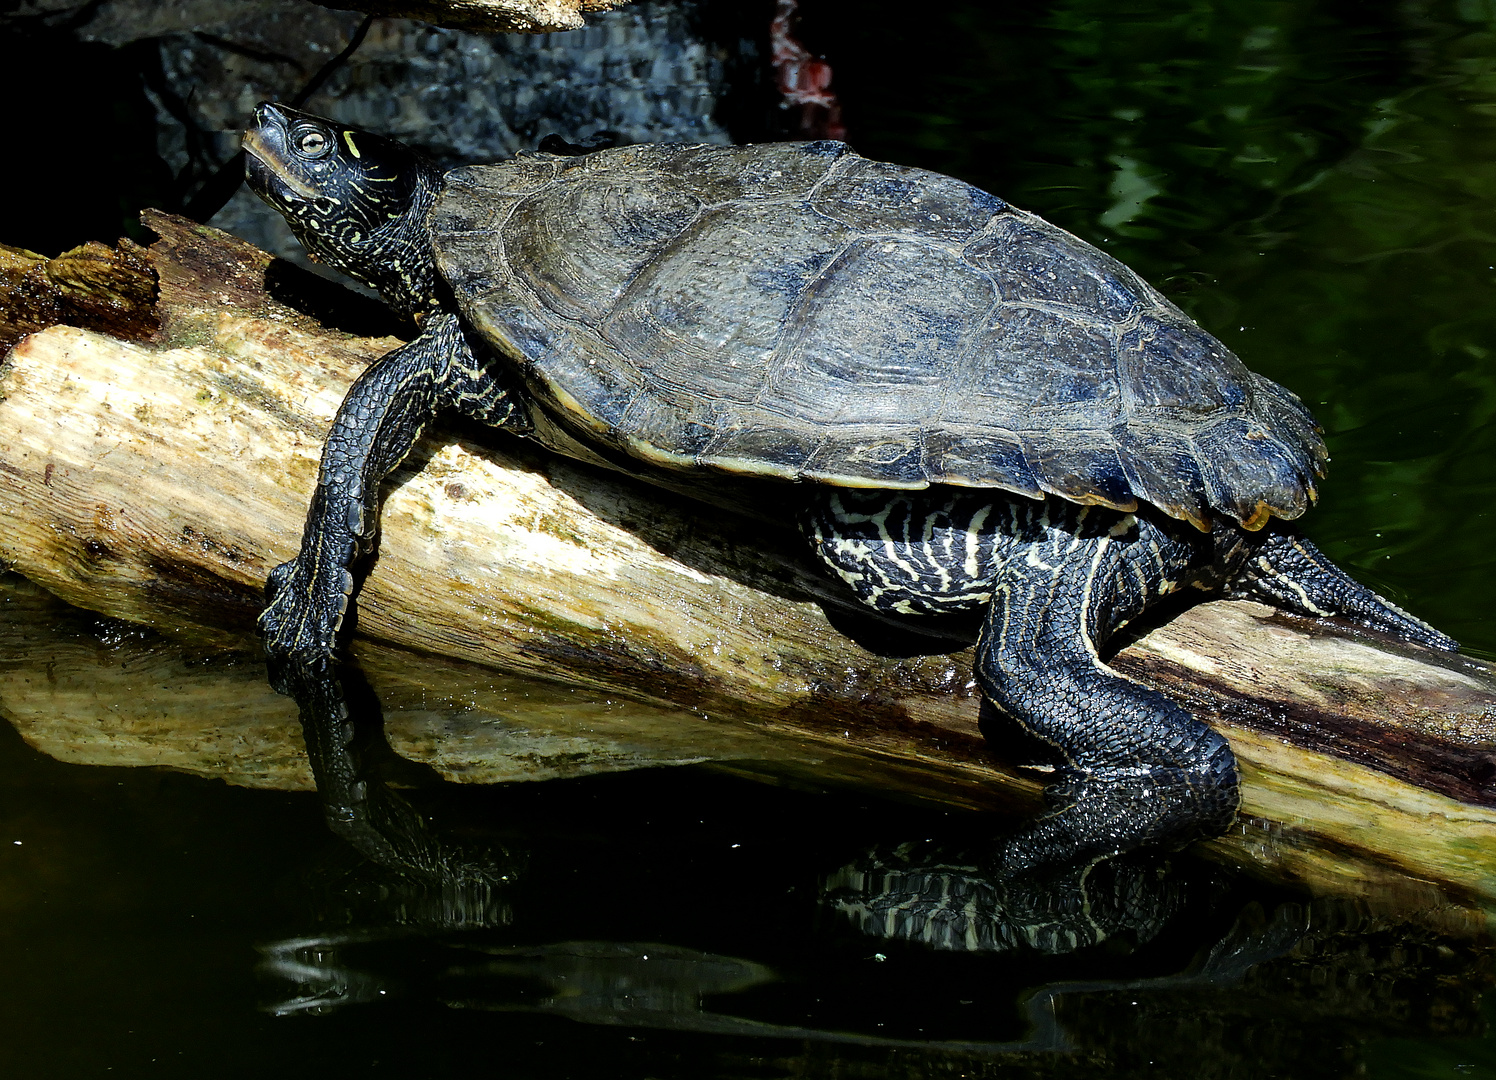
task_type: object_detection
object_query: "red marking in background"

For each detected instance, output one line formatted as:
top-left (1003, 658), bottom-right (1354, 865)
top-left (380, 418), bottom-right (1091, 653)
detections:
top-left (771, 0), bottom-right (847, 141)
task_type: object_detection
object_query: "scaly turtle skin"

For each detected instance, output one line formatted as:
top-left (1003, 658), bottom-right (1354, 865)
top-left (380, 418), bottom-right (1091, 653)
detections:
top-left (243, 102), bottom-right (1457, 873)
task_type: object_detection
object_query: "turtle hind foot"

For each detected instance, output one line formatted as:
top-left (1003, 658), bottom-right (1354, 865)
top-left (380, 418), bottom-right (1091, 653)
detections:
top-left (983, 736), bottom-right (1240, 882)
top-left (1230, 528), bottom-right (1457, 652)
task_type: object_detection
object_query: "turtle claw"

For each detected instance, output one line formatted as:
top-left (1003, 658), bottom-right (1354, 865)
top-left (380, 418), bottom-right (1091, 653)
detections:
top-left (259, 556), bottom-right (347, 666)
top-left (263, 559), bottom-right (295, 604)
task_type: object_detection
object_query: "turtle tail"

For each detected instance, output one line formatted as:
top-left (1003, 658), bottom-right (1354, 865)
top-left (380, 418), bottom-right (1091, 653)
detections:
top-left (1227, 527), bottom-right (1457, 652)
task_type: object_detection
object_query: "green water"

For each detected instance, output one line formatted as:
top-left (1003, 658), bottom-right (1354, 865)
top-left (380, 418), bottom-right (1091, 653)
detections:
top-left (3, 1), bottom-right (1496, 1077)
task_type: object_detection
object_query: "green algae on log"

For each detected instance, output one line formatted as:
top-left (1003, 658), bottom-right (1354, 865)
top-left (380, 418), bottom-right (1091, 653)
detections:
top-left (0, 239), bottom-right (158, 351)
top-left (1, 212), bottom-right (1495, 908)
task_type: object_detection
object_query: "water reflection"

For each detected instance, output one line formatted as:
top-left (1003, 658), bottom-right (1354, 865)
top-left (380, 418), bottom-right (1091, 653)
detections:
top-left (4, 570), bottom-right (1491, 1073)
top-left (826, 844), bottom-right (1201, 955)
top-left (268, 656), bottom-right (525, 889)
top-left (242, 824), bottom-right (1489, 1065)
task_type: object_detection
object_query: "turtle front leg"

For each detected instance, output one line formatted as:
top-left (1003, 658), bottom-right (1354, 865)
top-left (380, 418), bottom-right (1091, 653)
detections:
top-left (440, 332), bottom-right (530, 431)
top-left (974, 506), bottom-right (1238, 874)
top-left (261, 312), bottom-right (506, 661)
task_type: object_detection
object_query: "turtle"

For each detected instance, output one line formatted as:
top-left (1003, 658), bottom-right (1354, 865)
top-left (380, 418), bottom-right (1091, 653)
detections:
top-left (242, 102), bottom-right (1456, 872)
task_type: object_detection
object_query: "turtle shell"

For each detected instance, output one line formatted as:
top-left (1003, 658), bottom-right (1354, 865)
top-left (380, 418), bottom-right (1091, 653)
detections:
top-left (428, 142), bottom-right (1325, 530)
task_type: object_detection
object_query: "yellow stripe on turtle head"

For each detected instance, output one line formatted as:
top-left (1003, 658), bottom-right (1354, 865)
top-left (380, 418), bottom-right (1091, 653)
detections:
top-left (343, 131), bottom-right (361, 158)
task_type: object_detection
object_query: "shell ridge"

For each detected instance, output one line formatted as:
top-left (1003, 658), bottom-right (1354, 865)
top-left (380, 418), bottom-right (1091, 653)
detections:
top-left (749, 235), bottom-right (863, 410)
top-left (926, 277), bottom-right (1007, 439)
top-left (803, 149), bottom-right (867, 203)
top-left (596, 202), bottom-right (728, 361)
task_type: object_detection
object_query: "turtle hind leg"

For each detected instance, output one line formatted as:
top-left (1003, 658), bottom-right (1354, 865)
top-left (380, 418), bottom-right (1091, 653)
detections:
top-left (976, 590), bottom-right (1238, 873)
top-left (971, 503), bottom-right (1245, 874)
top-left (1227, 528), bottom-right (1457, 652)
top-left (805, 490), bottom-right (1241, 873)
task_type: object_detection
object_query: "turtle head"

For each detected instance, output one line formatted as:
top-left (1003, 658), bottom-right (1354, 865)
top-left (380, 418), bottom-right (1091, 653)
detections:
top-left (243, 103), bottom-right (443, 318)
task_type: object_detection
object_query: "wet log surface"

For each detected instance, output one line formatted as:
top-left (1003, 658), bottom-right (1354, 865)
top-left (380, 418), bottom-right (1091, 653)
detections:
top-left (2, 212), bottom-right (1495, 907)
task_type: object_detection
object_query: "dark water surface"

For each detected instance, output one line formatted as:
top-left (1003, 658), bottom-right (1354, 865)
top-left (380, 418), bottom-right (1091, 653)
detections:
top-left (4, 1), bottom-right (1496, 1077)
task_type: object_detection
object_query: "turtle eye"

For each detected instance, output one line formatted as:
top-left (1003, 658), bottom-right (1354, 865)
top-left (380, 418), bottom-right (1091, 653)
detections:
top-left (295, 129), bottom-right (331, 158)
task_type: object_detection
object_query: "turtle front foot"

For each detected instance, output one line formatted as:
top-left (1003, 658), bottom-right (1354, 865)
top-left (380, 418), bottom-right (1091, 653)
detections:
top-left (259, 556), bottom-right (354, 667)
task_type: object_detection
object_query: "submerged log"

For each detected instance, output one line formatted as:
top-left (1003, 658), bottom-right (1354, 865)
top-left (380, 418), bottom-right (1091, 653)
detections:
top-left (1, 212), bottom-right (1495, 907)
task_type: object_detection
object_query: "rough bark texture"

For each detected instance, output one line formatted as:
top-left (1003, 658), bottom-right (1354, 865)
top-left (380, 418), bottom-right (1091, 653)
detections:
top-left (1, 212), bottom-right (1494, 911)
top-left (0, 241), bottom-right (159, 351)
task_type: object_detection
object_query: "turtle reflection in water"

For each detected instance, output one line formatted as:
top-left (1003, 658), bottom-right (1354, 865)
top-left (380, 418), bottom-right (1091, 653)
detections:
top-left (242, 102), bottom-right (1455, 873)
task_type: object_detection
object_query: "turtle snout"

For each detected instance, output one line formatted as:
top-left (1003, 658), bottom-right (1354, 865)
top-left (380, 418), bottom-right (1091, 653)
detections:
top-left (253, 101), bottom-right (289, 129)
top-left (246, 103), bottom-right (299, 155)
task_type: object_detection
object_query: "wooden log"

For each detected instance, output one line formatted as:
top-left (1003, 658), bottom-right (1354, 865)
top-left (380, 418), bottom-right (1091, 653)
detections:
top-left (308, 0), bottom-right (630, 33)
top-left (2, 212), bottom-right (1495, 910)
top-left (0, 240), bottom-right (158, 351)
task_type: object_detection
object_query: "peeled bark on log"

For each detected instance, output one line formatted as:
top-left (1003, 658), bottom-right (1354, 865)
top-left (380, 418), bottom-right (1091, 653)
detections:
top-left (0, 240), bottom-right (158, 351)
top-left (2, 212), bottom-right (1495, 909)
